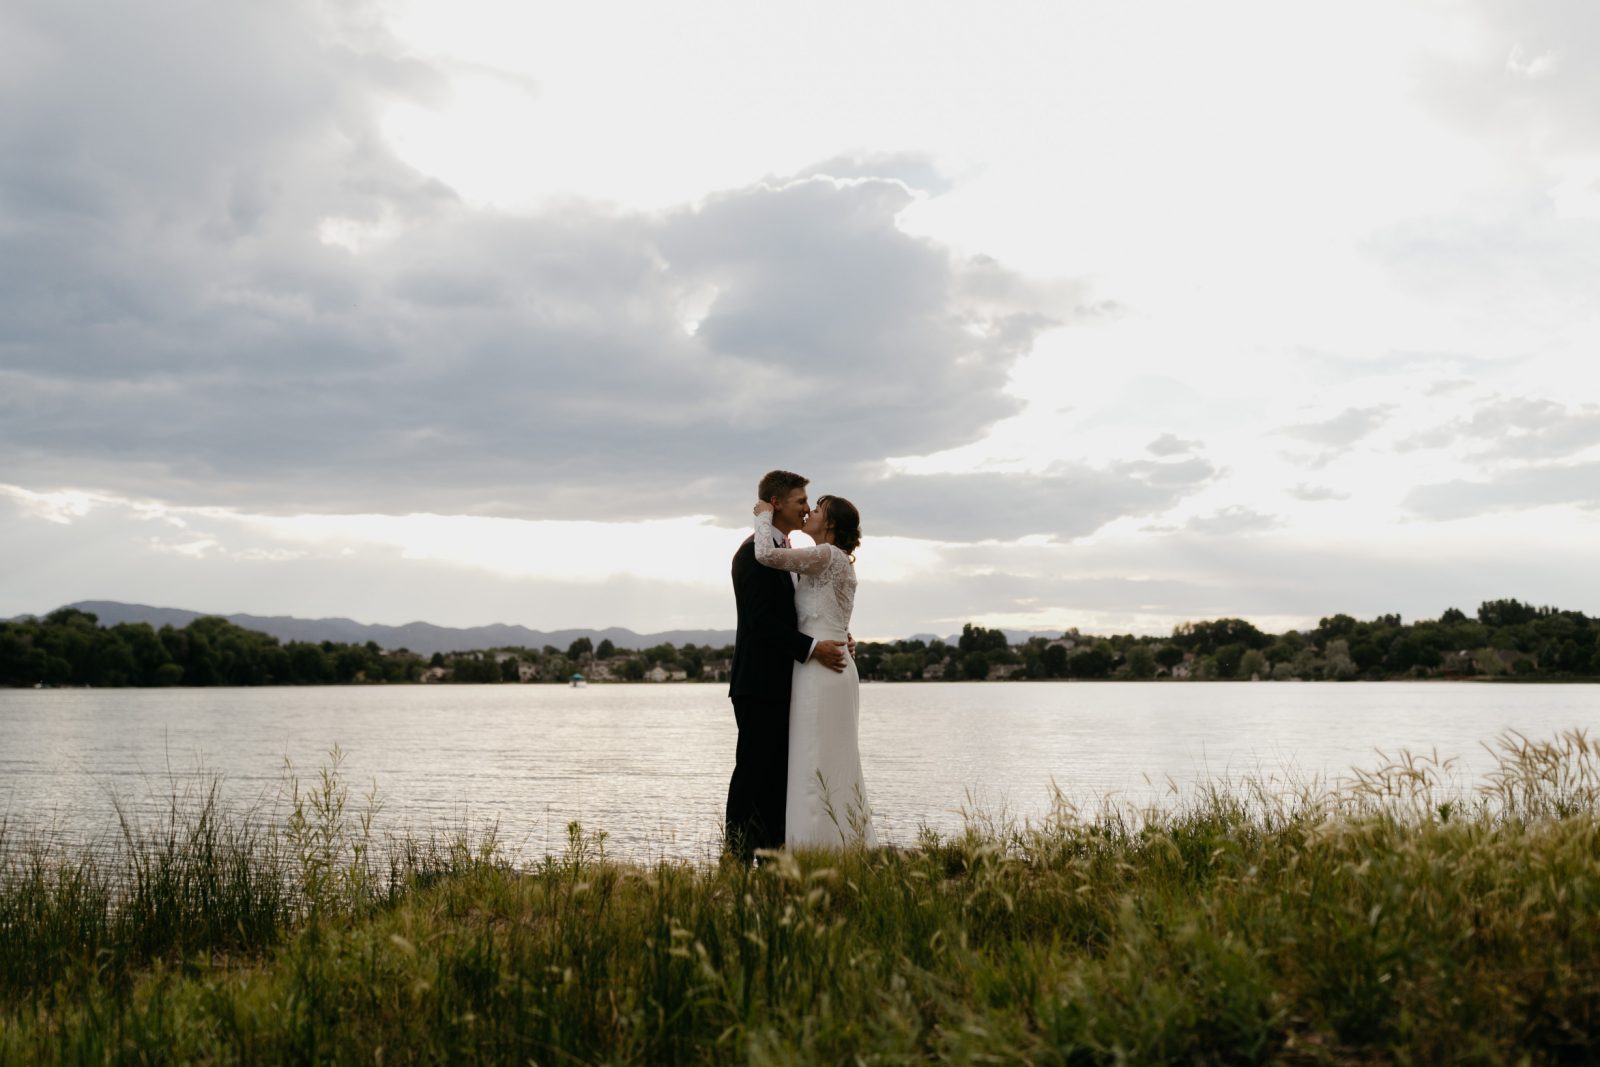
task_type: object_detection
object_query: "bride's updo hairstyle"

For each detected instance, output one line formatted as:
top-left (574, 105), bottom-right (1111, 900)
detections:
top-left (817, 495), bottom-right (862, 560)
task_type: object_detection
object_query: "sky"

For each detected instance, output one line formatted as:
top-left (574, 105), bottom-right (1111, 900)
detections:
top-left (3, 0), bottom-right (1599, 640)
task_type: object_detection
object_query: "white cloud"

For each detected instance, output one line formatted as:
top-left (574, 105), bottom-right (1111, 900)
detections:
top-left (1289, 483), bottom-right (1349, 503)
top-left (1278, 407), bottom-right (1394, 448)
top-left (1406, 461), bottom-right (1600, 520)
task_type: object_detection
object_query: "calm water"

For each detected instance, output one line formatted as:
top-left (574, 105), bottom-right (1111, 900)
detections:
top-left (2, 682), bottom-right (1597, 861)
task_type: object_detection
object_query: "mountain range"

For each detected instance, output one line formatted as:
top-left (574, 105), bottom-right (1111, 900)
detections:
top-left (11, 601), bottom-right (1064, 655)
top-left (23, 602), bottom-right (735, 657)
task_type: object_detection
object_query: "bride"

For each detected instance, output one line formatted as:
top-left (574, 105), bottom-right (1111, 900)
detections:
top-left (752, 495), bottom-right (877, 849)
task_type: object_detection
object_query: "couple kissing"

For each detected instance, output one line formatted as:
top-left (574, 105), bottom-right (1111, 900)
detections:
top-left (724, 469), bottom-right (876, 862)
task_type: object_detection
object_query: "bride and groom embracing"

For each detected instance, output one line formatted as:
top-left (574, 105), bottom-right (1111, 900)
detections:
top-left (724, 469), bottom-right (877, 862)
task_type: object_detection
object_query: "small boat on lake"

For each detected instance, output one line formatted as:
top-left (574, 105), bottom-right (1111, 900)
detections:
top-left (569, 672), bottom-right (587, 688)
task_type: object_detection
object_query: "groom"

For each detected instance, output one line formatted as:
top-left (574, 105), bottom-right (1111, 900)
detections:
top-left (725, 469), bottom-right (848, 862)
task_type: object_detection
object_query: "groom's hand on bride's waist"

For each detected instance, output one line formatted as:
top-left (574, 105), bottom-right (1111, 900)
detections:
top-left (810, 640), bottom-right (848, 673)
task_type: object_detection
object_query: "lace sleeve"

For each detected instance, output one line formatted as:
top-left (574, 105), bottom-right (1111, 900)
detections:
top-left (753, 512), bottom-right (833, 576)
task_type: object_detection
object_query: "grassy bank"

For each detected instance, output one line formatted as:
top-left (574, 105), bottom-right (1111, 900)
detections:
top-left (3, 734), bottom-right (1600, 1063)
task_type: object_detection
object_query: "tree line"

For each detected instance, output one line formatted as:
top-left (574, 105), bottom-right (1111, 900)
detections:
top-left (0, 609), bottom-right (734, 689)
top-left (854, 599), bottom-right (1599, 682)
top-left (3, 599), bottom-right (1596, 688)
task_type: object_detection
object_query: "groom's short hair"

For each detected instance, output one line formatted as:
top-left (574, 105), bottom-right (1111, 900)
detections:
top-left (758, 470), bottom-right (808, 503)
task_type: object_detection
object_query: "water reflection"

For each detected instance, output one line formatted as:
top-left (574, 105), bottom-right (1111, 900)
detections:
top-left (1, 682), bottom-right (1595, 861)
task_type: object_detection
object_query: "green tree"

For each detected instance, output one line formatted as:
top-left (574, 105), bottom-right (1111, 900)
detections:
top-left (1313, 614), bottom-right (1358, 644)
top-left (1172, 618), bottom-right (1269, 654)
top-left (1067, 647), bottom-right (1114, 679)
top-left (1554, 639), bottom-right (1594, 674)
top-left (1348, 638), bottom-right (1383, 674)
top-left (680, 647), bottom-right (704, 680)
top-left (1238, 649), bottom-right (1267, 679)
top-left (885, 652), bottom-right (923, 680)
top-left (958, 624), bottom-right (1009, 655)
top-left (288, 643), bottom-right (331, 684)
top-left (1214, 643), bottom-right (1247, 679)
top-left (1124, 645), bottom-right (1157, 679)
top-left (641, 643), bottom-right (679, 669)
top-left (1324, 639), bottom-right (1358, 680)
top-left (1478, 599), bottom-right (1541, 627)
top-left (1153, 644), bottom-right (1186, 671)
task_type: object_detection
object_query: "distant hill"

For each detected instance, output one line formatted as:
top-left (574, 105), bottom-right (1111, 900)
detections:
top-left (909, 630), bottom-right (1068, 646)
top-left (7, 602), bottom-right (1069, 655)
top-left (15, 601), bottom-right (737, 657)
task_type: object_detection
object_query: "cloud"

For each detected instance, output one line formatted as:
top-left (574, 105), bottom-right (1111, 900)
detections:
top-left (1277, 406), bottom-right (1393, 448)
top-left (1142, 505), bottom-right (1281, 537)
top-left (1186, 507), bottom-right (1280, 536)
top-left (0, 2), bottom-right (1070, 525)
top-left (1405, 460), bottom-right (1600, 520)
top-left (1419, 2), bottom-right (1600, 159)
top-left (8, 481), bottom-right (1599, 639)
top-left (1288, 483), bottom-right (1348, 502)
top-left (1146, 433), bottom-right (1202, 457)
top-left (1399, 395), bottom-right (1600, 462)
top-left (860, 457), bottom-right (1216, 542)
top-left (796, 151), bottom-right (955, 196)
top-left (913, 528), bottom-right (1600, 634)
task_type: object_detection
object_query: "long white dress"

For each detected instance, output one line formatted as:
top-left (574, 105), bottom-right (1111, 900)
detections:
top-left (753, 512), bottom-right (877, 849)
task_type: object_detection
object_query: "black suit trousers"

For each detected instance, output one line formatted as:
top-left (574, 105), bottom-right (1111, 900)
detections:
top-left (725, 694), bottom-right (789, 860)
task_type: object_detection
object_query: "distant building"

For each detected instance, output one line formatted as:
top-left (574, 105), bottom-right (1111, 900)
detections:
top-left (922, 662), bottom-right (946, 680)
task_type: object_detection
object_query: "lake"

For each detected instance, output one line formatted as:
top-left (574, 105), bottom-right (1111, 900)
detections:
top-left (3, 682), bottom-right (1597, 861)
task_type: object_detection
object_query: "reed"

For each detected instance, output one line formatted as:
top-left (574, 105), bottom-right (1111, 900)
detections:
top-left (2, 731), bottom-right (1598, 1063)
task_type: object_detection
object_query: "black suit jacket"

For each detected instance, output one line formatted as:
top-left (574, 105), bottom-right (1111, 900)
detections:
top-left (728, 534), bottom-right (814, 702)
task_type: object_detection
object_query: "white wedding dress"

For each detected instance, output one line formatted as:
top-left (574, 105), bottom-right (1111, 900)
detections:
top-left (754, 512), bottom-right (877, 849)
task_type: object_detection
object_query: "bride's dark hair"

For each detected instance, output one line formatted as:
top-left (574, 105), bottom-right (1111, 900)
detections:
top-left (817, 495), bottom-right (861, 559)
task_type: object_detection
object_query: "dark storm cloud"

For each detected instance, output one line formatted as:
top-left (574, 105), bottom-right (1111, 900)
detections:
top-left (859, 457), bottom-right (1217, 542)
top-left (0, 1), bottom-right (1076, 527)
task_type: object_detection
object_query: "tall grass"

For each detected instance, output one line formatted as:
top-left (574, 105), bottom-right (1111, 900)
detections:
top-left (0, 747), bottom-right (487, 1004)
top-left (2, 731), bottom-right (1599, 1063)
